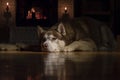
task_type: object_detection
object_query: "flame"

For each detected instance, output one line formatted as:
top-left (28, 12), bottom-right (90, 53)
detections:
top-left (6, 2), bottom-right (9, 6)
top-left (64, 7), bottom-right (67, 11)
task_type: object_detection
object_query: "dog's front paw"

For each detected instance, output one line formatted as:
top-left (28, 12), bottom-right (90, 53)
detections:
top-left (64, 46), bottom-right (74, 52)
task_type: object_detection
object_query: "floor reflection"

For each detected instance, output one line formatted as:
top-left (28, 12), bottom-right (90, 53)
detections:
top-left (0, 51), bottom-right (120, 80)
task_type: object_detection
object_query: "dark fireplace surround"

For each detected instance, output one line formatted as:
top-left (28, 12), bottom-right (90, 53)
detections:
top-left (16, 0), bottom-right (58, 27)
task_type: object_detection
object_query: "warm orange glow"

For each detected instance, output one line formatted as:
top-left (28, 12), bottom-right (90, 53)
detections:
top-left (6, 2), bottom-right (9, 6)
top-left (26, 10), bottom-right (32, 19)
top-left (64, 6), bottom-right (68, 13)
top-left (64, 7), bottom-right (67, 11)
top-left (31, 8), bottom-right (35, 13)
top-left (26, 8), bottom-right (47, 20)
top-left (6, 2), bottom-right (9, 11)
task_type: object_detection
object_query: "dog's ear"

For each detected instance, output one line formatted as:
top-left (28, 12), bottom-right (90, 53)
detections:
top-left (57, 23), bottom-right (66, 36)
top-left (37, 25), bottom-right (44, 36)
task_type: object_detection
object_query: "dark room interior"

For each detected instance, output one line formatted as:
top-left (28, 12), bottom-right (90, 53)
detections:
top-left (0, 0), bottom-right (120, 80)
top-left (0, 0), bottom-right (120, 43)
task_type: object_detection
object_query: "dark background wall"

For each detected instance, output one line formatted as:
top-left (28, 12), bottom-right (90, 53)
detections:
top-left (0, 0), bottom-right (119, 44)
top-left (74, 0), bottom-right (120, 37)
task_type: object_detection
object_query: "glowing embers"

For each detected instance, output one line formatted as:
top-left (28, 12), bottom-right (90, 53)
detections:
top-left (26, 7), bottom-right (47, 20)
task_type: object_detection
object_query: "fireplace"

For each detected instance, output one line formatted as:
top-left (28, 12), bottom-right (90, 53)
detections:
top-left (16, 0), bottom-right (58, 27)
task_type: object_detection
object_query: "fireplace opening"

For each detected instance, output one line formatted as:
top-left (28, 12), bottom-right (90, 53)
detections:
top-left (16, 0), bottom-right (58, 27)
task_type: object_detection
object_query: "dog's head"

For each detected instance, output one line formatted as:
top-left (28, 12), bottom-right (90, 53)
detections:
top-left (38, 23), bottom-right (67, 52)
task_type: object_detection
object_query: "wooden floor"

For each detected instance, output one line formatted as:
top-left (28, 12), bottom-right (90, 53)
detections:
top-left (0, 51), bottom-right (120, 80)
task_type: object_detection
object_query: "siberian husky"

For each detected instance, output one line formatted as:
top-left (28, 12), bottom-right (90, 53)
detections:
top-left (37, 17), bottom-right (116, 52)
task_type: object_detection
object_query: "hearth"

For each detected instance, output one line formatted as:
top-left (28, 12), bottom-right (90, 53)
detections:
top-left (16, 0), bottom-right (58, 27)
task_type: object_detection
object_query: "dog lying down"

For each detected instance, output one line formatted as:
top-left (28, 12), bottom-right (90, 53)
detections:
top-left (38, 17), bottom-right (116, 52)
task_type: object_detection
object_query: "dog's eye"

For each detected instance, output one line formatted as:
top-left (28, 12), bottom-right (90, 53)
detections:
top-left (52, 38), bottom-right (57, 40)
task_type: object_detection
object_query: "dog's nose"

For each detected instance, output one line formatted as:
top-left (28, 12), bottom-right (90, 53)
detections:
top-left (43, 43), bottom-right (48, 48)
